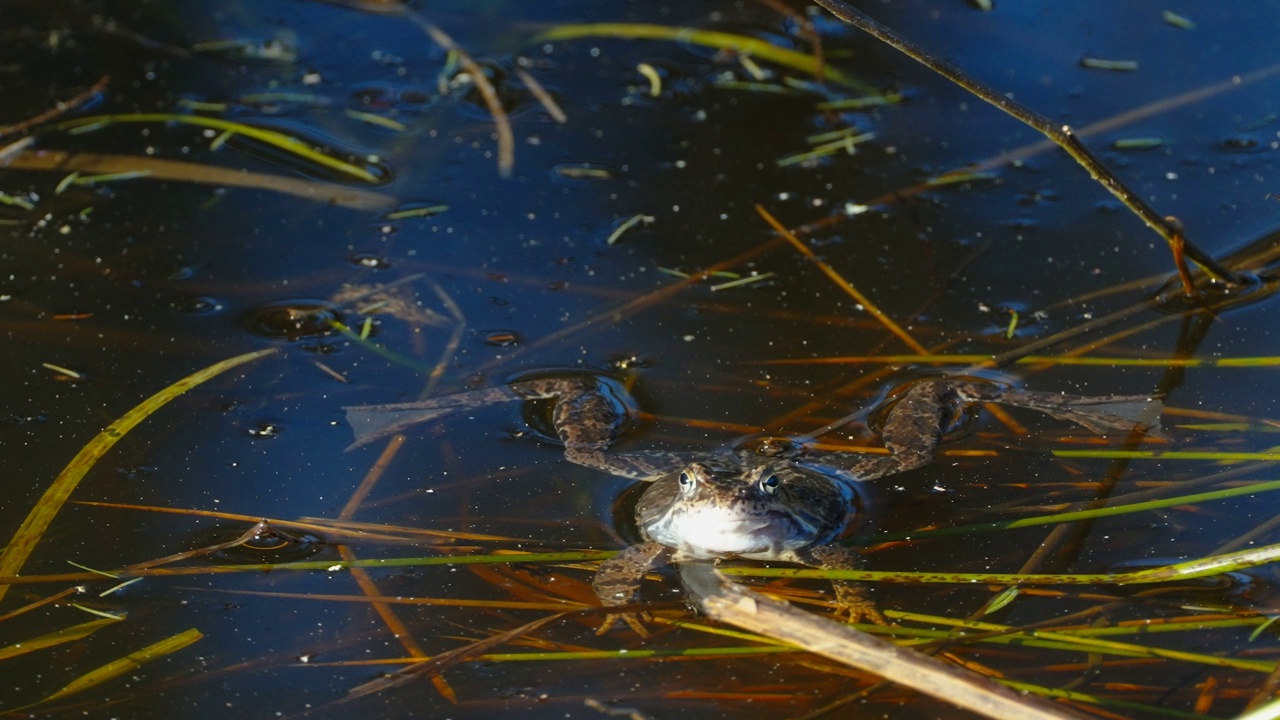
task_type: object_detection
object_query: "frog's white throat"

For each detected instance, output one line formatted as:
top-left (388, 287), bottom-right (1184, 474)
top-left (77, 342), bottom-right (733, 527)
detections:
top-left (646, 503), bottom-right (805, 558)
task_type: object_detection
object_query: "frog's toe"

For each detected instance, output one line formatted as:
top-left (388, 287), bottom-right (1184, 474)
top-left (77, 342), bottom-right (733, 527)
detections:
top-left (595, 610), bottom-right (651, 638)
top-left (833, 584), bottom-right (888, 626)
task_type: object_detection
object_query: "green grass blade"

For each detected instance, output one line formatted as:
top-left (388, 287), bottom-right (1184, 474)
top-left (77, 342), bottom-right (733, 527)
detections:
top-left (534, 23), bottom-right (876, 92)
top-left (1054, 450), bottom-right (1280, 462)
top-left (22, 628), bottom-right (203, 708)
top-left (875, 478), bottom-right (1280, 542)
top-left (0, 348), bottom-right (277, 603)
top-left (0, 617), bottom-right (121, 662)
top-left (723, 541), bottom-right (1280, 586)
top-left (58, 113), bottom-right (379, 183)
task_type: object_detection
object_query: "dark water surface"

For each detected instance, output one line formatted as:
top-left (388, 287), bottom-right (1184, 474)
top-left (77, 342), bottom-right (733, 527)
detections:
top-left (4, 1), bottom-right (1280, 717)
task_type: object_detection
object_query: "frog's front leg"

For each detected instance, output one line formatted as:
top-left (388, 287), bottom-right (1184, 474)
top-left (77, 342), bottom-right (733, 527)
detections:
top-left (793, 544), bottom-right (886, 626)
top-left (592, 541), bottom-right (675, 636)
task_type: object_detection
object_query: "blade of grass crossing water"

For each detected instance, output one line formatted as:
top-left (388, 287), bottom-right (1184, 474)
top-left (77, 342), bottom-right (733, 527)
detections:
top-left (0, 348), bottom-right (277, 603)
top-left (15, 628), bottom-right (203, 709)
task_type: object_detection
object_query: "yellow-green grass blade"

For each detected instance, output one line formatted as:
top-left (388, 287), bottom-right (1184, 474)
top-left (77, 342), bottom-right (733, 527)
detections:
top-left (59, 113), bottom-right (379, 183)
top-left (534, 23), bottom-right (876, 93)
top-left (12, 628), bottom-right (203, 710)
top-left (0, 348), bottom-right (277, 603)
top-left (0, 617), bottom-right (121, 662)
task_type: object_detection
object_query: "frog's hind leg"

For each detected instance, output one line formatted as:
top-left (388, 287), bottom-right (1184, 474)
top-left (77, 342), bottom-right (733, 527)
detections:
top-left (343, 386), bottom-right (524, 450)
top-left (952, 381), bottom-right (1165, 437)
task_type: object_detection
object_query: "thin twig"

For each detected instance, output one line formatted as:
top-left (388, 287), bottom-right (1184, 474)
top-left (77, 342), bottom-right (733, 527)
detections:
top-left (407, 15), bottom-right (515, 176)
top-left (0, 75), bottom-right (109, 139)
top-left (756, 204), bottom-right (928, 354)
top-left (809, 0), bottom-right (1240, 286)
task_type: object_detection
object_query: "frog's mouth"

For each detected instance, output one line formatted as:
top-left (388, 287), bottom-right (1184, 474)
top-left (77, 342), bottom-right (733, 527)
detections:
top-left (652, 504), bottom-right (814, 557)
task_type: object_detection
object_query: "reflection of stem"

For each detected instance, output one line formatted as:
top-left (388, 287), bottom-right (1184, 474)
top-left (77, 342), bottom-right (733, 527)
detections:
top-left (810, 0), bottom-right (1241, 286)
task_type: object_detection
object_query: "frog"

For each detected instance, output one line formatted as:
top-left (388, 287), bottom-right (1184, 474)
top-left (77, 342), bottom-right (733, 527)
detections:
top-left (345, 375), bottom-right (1163, 633)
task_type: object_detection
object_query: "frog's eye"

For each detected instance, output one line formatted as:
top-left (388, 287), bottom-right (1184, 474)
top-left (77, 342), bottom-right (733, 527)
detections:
top-left (760, 474), bottom-right (781, 494)
top-left (678, 471), bottom-right (693, 488)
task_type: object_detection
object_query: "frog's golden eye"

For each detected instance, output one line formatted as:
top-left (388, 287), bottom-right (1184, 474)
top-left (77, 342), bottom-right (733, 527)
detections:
top-left (678, 471), bottom-right (693, 487)
top-left (760, 474), bottom-right (781, 494)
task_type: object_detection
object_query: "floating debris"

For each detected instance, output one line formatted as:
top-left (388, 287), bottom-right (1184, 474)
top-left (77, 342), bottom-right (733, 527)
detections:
top-left (1162, 10), bottom-right (1195, 29)
top-left (70, 170), bottom-right (154, 186)
top-left (1080, 57), bottom-right (1139, 72)
top-left (386, 204), bottom-right (449, 220)
top-left (42, 362), bottom-right (82, 380)
top-left (344, 109), bottom-right (408, 132)
top-left (605, 213), bottom-right (655, 245)
top-left (710, 272), bottom-right (776, 291)
top-left (636, 62), bottom-right (662, 97)
top-left (553, 163), bottom-right (613, 180)
top-left (1111, 137), bottom-right (1164, 150)
top-left (0, 192), bottom-right (35, 210)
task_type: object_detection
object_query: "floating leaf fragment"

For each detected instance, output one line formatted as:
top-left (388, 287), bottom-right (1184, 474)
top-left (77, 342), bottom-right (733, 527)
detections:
top-left (636, 62), bottom-right (663, 97)
top-left (344, 109), bottom-right (408, 131)
top-left (1162, 10), bottom-right (1195, 29)
top-left (605, 213), bottom-right (655, 245)
top-left (709, 272), bottom-right (776, 291)
top-left (1080, 57), bottom-right (1139, 72)
top-left (1112, 137), bottom-right (1164, 150)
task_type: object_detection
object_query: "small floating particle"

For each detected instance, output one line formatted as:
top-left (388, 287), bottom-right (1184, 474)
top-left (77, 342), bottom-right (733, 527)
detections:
top-left (554, 164), bottom-right (613, 180)
top-left (605, 213), bottom-right (655, 245)
top-left (0, 136), bottom-right (35, 166)
top-left (55, 172), bottom-right (81, 194)
top-left (100, 578), bottom-right (144, 597)
top-left (42, 362), bottom-right (83, 379)
top-left (1080, 57), bottom-right (1139, 72)
top-left (636, 62), bottom-right (662, 97)
top-left (1005, 310), bottom-right (1020, 339)
top-left (70, 603), bottom-right (125, 620)
top-left (817, 93), bottom-right (903, 111)
top-left (0, 192), bottom-right (35, 210)
top-left (738, 54), bottom-right (768, 81)
top-left (386, 204), bottom-right (448, 220)
top-left (1111, 137), bottom-right (1164, 150)
top-left (176, 98), bottom-right (230, 112)
top-left (710, 272), bottom-right (776, 291)
top-left (71, 170), bottom-right (154, 185)
top-left (482, 330), bottom-right (521, 347)
top-left (313, 361), bottom-right (348, 383)
top-left (344, 109), bottom-right (408, 132)
top-left (926, 171), bottom-right (997, 186)
top-left (1161, 10), bottom-right (1195, 29)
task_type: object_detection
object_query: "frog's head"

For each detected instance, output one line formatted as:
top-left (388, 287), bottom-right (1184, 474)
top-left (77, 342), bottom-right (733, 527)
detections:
top-left (634, 460), bottom-right (853, 559)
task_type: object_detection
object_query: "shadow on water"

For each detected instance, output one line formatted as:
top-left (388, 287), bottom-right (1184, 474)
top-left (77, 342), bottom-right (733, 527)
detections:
top-left (4, 0), bottom-right (1280, 717)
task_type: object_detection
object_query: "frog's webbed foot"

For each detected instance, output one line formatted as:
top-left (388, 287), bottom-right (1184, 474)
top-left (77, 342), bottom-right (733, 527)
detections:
top-left (795, 544), bottom-right (889, 626)
top-left (344, 386), bottom-right (524, 450)
top-left (953, 383), bottom-right (1165, 437)
top-left (592, 541), bottom-right (674, 637)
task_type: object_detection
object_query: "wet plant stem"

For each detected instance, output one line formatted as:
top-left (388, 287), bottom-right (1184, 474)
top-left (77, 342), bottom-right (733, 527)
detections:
top-left (810, 0), bottom-right (1241, 286)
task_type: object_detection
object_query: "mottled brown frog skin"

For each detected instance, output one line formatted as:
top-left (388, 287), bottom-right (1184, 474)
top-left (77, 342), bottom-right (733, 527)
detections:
top-left (346, 376), bottom-right (1162, 632)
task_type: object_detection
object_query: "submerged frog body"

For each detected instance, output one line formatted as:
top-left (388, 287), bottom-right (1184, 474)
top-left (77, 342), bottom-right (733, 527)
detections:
top-left (346, 376), bottom-right (1162, 630)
